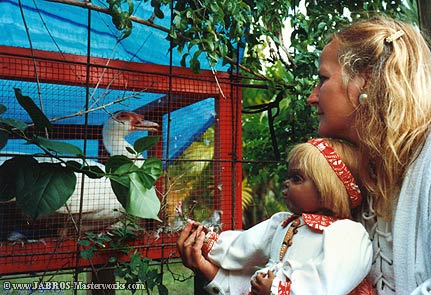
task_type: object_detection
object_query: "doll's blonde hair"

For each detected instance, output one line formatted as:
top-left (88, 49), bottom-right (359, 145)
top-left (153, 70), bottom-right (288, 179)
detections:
top-left (287, 138), bottom-right (359, 219)
top-left (331, 16), bottom-right (431, 219)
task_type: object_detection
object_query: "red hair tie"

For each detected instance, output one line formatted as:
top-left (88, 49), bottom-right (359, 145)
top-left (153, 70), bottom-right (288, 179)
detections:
top-left (308, 138), bottom-right (362, 208)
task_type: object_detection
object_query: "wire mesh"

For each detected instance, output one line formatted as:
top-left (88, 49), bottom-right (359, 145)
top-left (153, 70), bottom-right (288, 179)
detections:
top-left (0, 45), bottom-right (242, 277)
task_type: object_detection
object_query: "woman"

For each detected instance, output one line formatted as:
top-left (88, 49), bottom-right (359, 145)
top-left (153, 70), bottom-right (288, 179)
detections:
top-left (307, 16), bottom-right (431, 295)
top-left (177, 16), bottom-right (431, 294)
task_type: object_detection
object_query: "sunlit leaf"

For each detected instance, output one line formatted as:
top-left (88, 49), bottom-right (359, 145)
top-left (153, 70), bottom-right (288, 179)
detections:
top-left (127, 174), bottom-right (161, 221)
top-left (141, 157), bottom-right (163, 180)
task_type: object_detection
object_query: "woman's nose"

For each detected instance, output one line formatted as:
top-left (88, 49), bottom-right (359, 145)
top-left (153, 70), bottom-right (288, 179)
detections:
top-left (307, 85), bottom-right (319, 106)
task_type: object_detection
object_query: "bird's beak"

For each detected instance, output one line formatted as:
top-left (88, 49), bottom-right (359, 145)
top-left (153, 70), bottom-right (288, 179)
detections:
top-left (132, 114), bottom-right (159, 132)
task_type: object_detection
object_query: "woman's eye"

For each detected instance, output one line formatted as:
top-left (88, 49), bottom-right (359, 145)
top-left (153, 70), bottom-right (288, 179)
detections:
top-left (318, 75), bottom-right (327, 83)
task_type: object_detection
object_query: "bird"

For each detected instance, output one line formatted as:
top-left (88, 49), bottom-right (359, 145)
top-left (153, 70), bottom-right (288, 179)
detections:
top-left (55, 111), bottom-right (159, 216)
top-left (0, 111), bottom-right (159, 240)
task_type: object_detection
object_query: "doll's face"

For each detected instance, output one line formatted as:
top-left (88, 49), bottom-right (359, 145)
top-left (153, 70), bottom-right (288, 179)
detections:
top-left (282, 165), bottom-right (323, 215)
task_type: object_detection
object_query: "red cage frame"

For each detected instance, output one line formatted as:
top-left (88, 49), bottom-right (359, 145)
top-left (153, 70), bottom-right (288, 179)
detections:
top-left (0, 45), bottom-right (242, 275)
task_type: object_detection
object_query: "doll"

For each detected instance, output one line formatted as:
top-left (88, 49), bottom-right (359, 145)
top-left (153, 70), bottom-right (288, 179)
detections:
top-left (201, 138), bottom-right (372, 295)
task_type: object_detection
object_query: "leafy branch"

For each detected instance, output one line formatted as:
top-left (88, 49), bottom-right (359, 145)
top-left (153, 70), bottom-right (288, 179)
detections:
top-left (46, 0), bottom-right (284, 83)
top-left (78, 211), bottom-right (168, 294)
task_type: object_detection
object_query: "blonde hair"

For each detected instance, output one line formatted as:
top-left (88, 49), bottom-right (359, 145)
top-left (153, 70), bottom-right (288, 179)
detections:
top-left (287, 138), bottom-right (360, 219)
top-left (331, 16), bottom-right (431, 219)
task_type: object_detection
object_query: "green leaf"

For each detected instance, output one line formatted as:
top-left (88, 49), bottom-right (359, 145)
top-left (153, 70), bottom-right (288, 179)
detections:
top-left (109, 162), bottom-right (135, 208)
top-left (0, 117), bottom-right (28, 133)
top-left (13, 88), bottom-right (52, 131)
top-left (126, 146), bottom-right (136, 155)
top-left (141, 157), bottom-right (163, 181)
top-left (0, 130), bottom-right (7, 151)
top-left (133, 136), bottom-right (160, 154)
top-left (127, 174), bottom-right (161, 221)
top-left (66, 161), bottom-right (105, 179)
top-left (157, 285), bottom-right (169, 295)
top-left (108, 256), bottom-right (117, 263)
top-left (33, 136), bottom-right (83, 156)
top-left (135, 171), bottom-right (154, 190)
top-left (154, 7), bottom-right (164, 18)
top-left (0, 157), bottom-right (17, 201)
top-left (105, 155), bottom-right (133, 173)
top-left (190, 51), bottom-right (202, 73)
top-left (180, 53), bottom-right (189, 67)
top-left (78, 239), bottom-right (91, 246)
top-left (80, 249), bottom-right (94, 259)
top-left (13, 156), bottom-right (77, 219)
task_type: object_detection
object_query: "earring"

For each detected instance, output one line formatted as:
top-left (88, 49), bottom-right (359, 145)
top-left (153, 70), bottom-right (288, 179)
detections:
top-left (359, 92), bottom-right (368, 104)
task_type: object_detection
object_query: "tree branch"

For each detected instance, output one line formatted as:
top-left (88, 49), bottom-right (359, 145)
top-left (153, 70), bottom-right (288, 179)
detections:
top-left (46, 0), bottom-right (272, 82)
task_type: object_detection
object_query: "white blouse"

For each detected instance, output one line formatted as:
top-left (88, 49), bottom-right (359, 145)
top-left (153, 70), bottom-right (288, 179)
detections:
top-left (361, 196), bottom-right (395, 295)
top-left (204, 212), bottom-right (372, 295)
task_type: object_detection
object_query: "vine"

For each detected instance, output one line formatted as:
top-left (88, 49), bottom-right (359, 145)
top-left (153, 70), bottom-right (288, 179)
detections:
top-left (78, 211), bottom-right (168, 294)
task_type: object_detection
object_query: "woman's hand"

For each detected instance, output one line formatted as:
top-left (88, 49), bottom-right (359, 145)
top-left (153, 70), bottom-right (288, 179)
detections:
top-left (176, 219), bottom-right (219, 281)
top-left (250, 270), bottom-right (275, 295)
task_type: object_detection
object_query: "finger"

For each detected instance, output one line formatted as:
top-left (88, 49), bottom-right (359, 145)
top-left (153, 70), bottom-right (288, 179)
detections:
top-left (267, 270), bottom-right (275, 279)
top-left (177, 220), bottom-right (194, 250)
top-left (179, 234), bottom-right (199, 268)
top-left (194, 224), bottom-right (204, 239)
top-left (255, 273), bottom-right (265, 284)
top-left (250, 278), bottom-right (258, 289)
top-left (192, 229), bottom-right (205, 249)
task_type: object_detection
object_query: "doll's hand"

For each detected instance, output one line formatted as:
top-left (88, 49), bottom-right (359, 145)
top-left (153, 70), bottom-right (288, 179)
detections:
top-left (250, 270), bottom-right (275, 295)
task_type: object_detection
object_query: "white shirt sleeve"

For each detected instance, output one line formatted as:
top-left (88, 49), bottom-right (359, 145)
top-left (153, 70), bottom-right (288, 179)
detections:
top-left (208, 212), bottom-right (290, 270)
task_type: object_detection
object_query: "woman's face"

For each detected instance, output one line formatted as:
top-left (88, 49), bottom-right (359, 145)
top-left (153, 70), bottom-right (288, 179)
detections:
top-left (307, 41), bottom-right (364, 144)
top-left (282, 164), bottom-right (322, 215)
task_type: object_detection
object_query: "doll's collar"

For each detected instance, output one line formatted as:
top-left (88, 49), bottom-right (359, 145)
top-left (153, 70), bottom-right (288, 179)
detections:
top-left (302, 213), bottom-right (338, 231)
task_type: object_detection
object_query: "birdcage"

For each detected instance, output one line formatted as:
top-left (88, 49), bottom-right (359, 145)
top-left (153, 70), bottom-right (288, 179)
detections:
top-left (0, 0), bottom-right (242, 279)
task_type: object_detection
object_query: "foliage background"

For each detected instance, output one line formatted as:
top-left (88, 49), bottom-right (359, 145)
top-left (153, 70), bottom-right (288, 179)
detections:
top-left (99, 0), bottom-right (419, 228)
top-left (236, 0), bottom-right (418, 227)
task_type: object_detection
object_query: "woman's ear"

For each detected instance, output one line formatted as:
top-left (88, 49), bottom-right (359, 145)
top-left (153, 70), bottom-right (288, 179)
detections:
top-left (348, 75), bottom-right (367, 105)
top-left (352, 75), bottom-right (367, 90)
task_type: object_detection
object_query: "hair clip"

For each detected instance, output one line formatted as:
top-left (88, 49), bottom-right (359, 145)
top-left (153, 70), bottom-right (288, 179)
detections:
top-left (385, 30), bottom-right (405, 43)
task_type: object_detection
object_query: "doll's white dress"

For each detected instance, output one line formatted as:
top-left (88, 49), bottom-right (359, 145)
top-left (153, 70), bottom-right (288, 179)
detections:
top-left (203, 212), bottom-right (372, 295)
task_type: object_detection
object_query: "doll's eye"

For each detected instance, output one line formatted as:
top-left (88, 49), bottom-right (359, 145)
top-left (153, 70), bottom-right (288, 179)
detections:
top-left (289, 174), bottom-right (303, 183)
